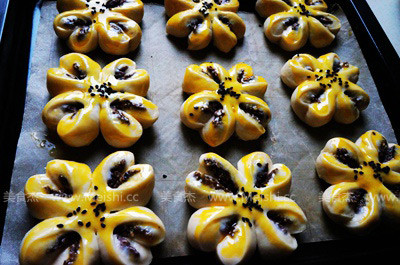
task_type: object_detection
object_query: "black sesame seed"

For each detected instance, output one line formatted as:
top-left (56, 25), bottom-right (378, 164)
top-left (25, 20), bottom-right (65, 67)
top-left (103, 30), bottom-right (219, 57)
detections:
top-left (94, 186), bottom-right (98, 190)
top-left (100, 217), bottom-right (105, 222)
top-left (82, 210), bottom-right (87, 214)
top-left (76, 207), bottom-right (81, 212)
top-left (91, 202), bottom-right (96, 206)
top-left (78, 221), bottom-right (84, 226)
top-left (233, 200), bottom-right (237, 205)
top-left (86, 222), bottom-right (91, 228)
top-left (57, 224), bottom-right (64, 228)
top-left (163, 174), bottom-right (167, 179)
top-left (67, 213), bottom-right (73, 217)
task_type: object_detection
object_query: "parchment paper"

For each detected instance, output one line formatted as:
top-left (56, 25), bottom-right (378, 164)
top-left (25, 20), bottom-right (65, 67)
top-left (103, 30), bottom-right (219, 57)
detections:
top-left (0, 1), bottom-right (397, 264)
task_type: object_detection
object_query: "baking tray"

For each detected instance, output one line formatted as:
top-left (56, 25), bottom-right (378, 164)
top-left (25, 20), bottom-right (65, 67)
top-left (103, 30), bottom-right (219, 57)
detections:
top-left (1, 0), bottom-right (400, 264)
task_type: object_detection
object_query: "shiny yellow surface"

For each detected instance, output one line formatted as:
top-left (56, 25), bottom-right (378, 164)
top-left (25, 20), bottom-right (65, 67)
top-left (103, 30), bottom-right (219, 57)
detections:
top-left (316, 130), bottom-right (400, 232)
top-left (20, 151), bottom-right (165, 265)
top-left (256, 0), bottom-right (341, 51)
top-left (180, 62), bottom-right (271, 147)
top-left (186, 152), bottom-right (307, 264)
top-left (165, 0), bottom-right (245, 53)
top-left (281, 53), bottom-right (369, 127)
top-left (42, 53), bottom-right (159, 148)
top-left (54, 0), bottom-right (143, 55)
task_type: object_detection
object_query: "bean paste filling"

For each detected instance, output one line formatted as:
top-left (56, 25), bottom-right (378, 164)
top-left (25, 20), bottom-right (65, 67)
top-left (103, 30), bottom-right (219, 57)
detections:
top-left (220, 215), bottom-right (239, 237)
top-left (254, 163), bottom-right (278, 188)
top-left (44, 175), bottom-right (73, 198)
top-left (237, 69), bottom-right (255, 84)
top-left (200, 100), bottom-right (225, 126)
top-left (110, 22), bottom-right (126, 34)
top-left (343, 90), bottom-right (367, 109)
top-left (378, 139), bottom-right (396, 163)
top-left (66, 63), bottom-right (87, 80)
top-left (110, 99), bottom-right (146, 125)
top-left (203, 66), bottom-right (221, 84)
top-left (47, 232), bottom-right (80, 265)
top-left (313, 15), bottom-right (332, 26)
top-left (283, 17), bottom-right (300, 30)
top-left (114, 65), bottom-right (135, 80)
top-left (105, 0), bottom-right (127, 9)
top-left (108, 159), bottom-right (140, 188)
top-left (267, 211), bottom-right (292, 234)
top-left (194, 159), bottom-right (238, 194)
top-left (348, 189), bottom-right (367, 213)
top-left (335, 148), bottom-right (360, 168)
top-left (61, 102), bottom-right (84, 119)
top-left (239, 103), bottom-right (267, 124)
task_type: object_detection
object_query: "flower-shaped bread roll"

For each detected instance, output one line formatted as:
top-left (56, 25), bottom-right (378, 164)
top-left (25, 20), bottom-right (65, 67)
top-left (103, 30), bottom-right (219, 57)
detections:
top-left (181, 62), bottom-right (271, 147)
top-left (256, 0), bottom-right (341, 51)
top-left (281, 53), bottom-right (369, 127)
top-left (54, 0), bottom-right (144, 55)
top-left (20, 151), bottom-right (165, 265)
top-left (43, 53), bottom-right (158, 148)
top-left (316, 130), bottom-right (400, 232)
top-left (186, 152), bottom-right (307, 264)
top-left (165, 0), bottom-right (246, 53)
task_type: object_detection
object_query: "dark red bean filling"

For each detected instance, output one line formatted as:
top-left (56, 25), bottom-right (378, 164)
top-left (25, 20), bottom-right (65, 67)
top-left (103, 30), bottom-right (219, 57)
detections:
top-left (213, 0), bottom-right (231, 5)
top-left (218, 15), bottom-right (232, 30)
top-left (348, 189), bottom-right (367, 213)
top-left (116, 235), bottom-right (140, 259)
top-left (385, 184), bottom-right (400, 198)
top-left (47, 232), bottom-right (80, 265)
top-left (254, 163), bottom-right (278, 188)
top-left (220, 215), bottom-right (239, 237)
top-left (108, 159), bottom-right (139, 188)
top-left (313, 15), bottom-right (333, 26)
top-left (378, 139), bottom-right (396, 163)
top-left (44, 175), bottom-right (73, 198)
top-left (60, 102), bottom-right (84, 119)
top-left (282, 0), bottom-right (293, 6)
top-left (66, 63), bottom-right (87, 80)
top-left (77, 26), bottom-right (90, 41)
top-left (114, 224), bottom-right (159, 259)
top-left (267, 211), bottom-right (292, 234)
top-left (114, 65), bottom-right (135, 80)
top-left (236, 69), bottom-right (255, 84)
top-left (109, 22), bottom-right (126, 34)
top-left (239, 103), bottom-right (267, 124)
top-left (194, 159), bottom-right (238, 194)
top-left (203, 66), bottom-right (221, 84)
top-left (343, 90), bottom-right (368, 109)
top-left (332, 58), bottom-right (342, 73)
top-left (283, 17), bottom-right (300, 30)
top-left (335, 148), bottom-right (360, 168)
top-left (105, 0), bottom-right (127, 8)
top-left (307, 89), bottom-right (325, 103)
top-left (63, 16), bottom-right (92, 29)
top-left (110, 99), bottom-right (146, 125)
top-left (305, 0), bottom-right (322, 5)
top-left (201, 100), bottom-right (225, 126)
top-left (188, 18), bottom-right (204, 33)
